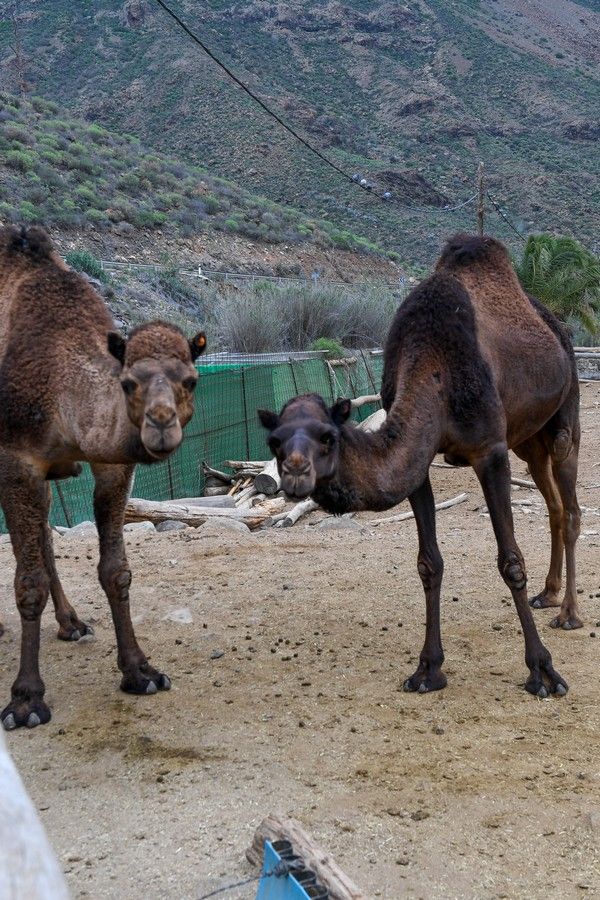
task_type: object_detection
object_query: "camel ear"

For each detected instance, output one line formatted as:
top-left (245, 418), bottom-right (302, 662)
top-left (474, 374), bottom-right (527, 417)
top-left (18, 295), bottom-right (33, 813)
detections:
top-left (107, 331), bottom-right (126, 366)
top-left (189, 331), bottom-right (207, 361)
top-left (330, 398), bottom-right (352, 426)
top-left (258, 408), bottom-right (280, 431)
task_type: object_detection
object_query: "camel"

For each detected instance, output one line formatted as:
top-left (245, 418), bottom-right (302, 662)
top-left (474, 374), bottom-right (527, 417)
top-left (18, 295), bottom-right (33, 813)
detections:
top-left (259, 234), bottom-right (581, 698)
top-left (0, 225), bottom-right (206, 730)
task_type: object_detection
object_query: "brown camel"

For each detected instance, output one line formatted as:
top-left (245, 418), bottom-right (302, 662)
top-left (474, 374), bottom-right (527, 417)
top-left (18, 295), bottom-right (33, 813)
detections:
top-left (0, 226), bottom-right (206, 730)
top-left (259, 234), bottom-right (581, 698)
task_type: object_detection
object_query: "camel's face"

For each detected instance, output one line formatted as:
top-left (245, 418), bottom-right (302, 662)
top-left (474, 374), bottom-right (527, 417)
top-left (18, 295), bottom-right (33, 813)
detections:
top-left (108, 326), bottom-right (206, 460)
top-left (259, 394), bottom-right (351, 499)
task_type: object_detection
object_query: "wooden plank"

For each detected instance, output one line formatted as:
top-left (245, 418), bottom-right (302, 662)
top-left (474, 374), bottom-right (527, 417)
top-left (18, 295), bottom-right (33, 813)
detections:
top-left (247, 814), bottom-right (367, 900)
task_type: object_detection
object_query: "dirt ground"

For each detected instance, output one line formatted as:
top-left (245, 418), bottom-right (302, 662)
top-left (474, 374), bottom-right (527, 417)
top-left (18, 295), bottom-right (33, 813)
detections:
top-left (1, 383), bottom-right (599, 900)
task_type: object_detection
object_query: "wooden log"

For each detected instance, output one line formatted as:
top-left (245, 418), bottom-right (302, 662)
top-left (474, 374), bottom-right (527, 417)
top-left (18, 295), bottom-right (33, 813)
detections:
top-left (124, 498), bottom-right (273, 530)
top-left (257, 497), bottom-right (286, 516)
top-left (350, 393), bottom-right (381, 408)
top-left (246, 814), bottom-right (367, 900)
top-left (254, 458), bottom-right (281, 496)
top-left (510, 477), bottom-right (537, 489)
top-left (201, 462), bottom-right (233, 484)
top-left (234, 485), bottom-right (258, 507)
top-left (226, 460), bottom-right (268, 473)
top-left (176, 496), bottom-right (236, 509)
top-left (0, 730), bottom-right (69, 899)
top-left (273, 498), bottom-right (318, 528)
top-left (369, 492), bottom-right (468, 526)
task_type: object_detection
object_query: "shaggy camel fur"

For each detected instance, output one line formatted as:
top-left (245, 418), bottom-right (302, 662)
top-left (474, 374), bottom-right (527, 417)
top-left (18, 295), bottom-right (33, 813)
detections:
top-left (0, 226), bottom-right (206, 729)
top-left (260, 234), bottom-right (581, 698)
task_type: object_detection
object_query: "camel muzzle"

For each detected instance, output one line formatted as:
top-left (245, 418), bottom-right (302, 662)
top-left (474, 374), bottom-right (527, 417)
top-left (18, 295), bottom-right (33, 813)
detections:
top-left (141, 413), bottom-right (183, 457)
top-left (280, 460), bottom-right (315, 500)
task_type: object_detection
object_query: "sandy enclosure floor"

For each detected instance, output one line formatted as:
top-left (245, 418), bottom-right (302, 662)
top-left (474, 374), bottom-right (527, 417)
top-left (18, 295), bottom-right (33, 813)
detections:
top-left (1, 383), bottom-right (599, 900)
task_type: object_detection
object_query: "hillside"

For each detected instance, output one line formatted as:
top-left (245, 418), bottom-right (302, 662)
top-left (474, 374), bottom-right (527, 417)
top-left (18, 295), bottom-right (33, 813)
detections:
top-left (0, 0), bottom-right (598, 264)
top-left (0, 91), bottom-right (407, 279)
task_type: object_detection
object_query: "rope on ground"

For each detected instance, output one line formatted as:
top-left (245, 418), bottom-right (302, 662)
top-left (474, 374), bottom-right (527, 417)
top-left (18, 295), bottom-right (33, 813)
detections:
top-left (197, 859), bottom-right (303, 900)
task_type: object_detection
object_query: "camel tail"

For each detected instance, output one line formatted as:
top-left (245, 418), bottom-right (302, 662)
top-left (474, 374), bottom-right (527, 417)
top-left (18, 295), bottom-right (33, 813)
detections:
top-left (5, 225), bottom-right (54, 261)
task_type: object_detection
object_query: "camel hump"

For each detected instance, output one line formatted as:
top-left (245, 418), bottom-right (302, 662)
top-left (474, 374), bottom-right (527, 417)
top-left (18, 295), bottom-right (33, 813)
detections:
top-left (437, 233), bottom-right (509, 270)
top-left (2, 225), bottom-right (54, 261)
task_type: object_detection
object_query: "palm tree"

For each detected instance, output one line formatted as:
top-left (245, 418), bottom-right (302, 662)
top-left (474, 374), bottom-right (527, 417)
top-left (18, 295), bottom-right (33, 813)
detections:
top-left (515, 234), bottom-right (600, 336)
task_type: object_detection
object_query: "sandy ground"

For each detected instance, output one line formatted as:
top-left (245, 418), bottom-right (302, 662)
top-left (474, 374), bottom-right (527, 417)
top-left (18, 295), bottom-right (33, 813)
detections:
top-left (1, 383), bottom-right (599, 900)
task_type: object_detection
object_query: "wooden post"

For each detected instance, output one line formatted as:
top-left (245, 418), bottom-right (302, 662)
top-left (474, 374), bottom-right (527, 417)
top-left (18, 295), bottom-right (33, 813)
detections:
top-left (477, 161), bottom-right (485, 236)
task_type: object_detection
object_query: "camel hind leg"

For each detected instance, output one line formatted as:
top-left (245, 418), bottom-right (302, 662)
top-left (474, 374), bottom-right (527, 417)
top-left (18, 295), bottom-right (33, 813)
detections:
top-left (43, 526), bottom-right (95, 641)
top-left (513, 435), bottom-right (564, 610)
top-left (548, 437), bottom-right (581, 630)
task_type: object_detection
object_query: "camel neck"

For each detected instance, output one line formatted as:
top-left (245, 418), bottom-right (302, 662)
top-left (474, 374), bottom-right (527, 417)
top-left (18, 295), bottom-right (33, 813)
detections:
top-left (314, 378), bottom-right (443, 513)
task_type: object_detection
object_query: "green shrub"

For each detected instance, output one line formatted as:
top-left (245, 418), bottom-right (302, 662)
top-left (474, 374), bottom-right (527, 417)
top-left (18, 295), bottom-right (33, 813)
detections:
top-left (132, 208), bottom-right (168, 228)
top-left (65, 249), bottom-right (108, 282)
top-left (6, 149), bottom-right (35, 172)
top-left (19, 200), bottom-right (41, 223)
top-left (309, 337), bottom-right (347, 359)
top-left (85, 208), bottom-right (110, 226)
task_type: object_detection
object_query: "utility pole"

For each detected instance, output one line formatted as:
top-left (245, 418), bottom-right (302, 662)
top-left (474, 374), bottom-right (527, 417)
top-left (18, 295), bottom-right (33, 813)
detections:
top-left (8, 0), bottom-right (27, 96)
top-left (477, 161), bottom-right (485, 237)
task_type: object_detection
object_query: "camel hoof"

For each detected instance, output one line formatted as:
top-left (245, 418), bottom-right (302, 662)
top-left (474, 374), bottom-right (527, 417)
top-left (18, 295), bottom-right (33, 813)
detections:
top-left (531, 598), bottom-right (543, 609)
top-left (2, 713), bottom-right (16, 731)
top-left (58, 621), bottom-right (94, 642)
top-left (549, 616), bottom-right (583, 631)
top-left (145, 681), bottom-right (158, 695)
top-left (555, 683), bottom-right (567, 696)
top-left (417, 683), bottom-right (429, 694)
top-left (26, 712), bottom-right (41, 728)
top-left (537, 686), bottom-right (548, 699)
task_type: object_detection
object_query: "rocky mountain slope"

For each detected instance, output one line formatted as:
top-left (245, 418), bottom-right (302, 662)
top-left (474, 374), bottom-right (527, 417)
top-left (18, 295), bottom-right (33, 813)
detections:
top-left (1, 0), bottom-right (598, 263)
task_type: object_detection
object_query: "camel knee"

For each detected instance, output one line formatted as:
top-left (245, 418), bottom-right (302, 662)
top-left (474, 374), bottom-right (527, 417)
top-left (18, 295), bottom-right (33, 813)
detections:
top-left (498, 551), bottom-right (527, 592)
top-left (98, 561), bottom-right (131, 601)
top-left (15, 570), bottom-right (49, 620)
top-left (417, 550), bottom-right (443, 590)
top-left (552, 429), bottom-right (572, 463)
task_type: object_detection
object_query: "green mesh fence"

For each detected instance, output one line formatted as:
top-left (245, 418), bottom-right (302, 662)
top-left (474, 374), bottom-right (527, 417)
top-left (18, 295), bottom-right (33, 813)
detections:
top-left (0, 351), bottom-right (384, 532)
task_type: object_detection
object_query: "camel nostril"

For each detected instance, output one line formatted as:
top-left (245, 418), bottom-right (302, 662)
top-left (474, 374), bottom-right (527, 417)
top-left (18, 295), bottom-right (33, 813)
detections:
top-left (282, 461), bottom-right (311, 477)
top-left (146, 411), bottom-right (177, 431)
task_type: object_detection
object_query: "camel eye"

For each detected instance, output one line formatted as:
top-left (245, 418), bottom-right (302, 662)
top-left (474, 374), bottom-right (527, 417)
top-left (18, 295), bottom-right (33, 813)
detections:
top-left (183, 377), bottom-right (198, 392)
top-left (320, 431), bottom-right (335, 447)
top-left (121, 378), bottom-right (137, 397)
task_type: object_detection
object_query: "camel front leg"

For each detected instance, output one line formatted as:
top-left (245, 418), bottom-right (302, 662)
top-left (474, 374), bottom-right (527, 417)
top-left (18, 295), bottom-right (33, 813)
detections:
top-left (403, 477), bottom-right (447, 693)
top-left (0, 463), bottom-right (52, 730)
top-left (473, 446), bottom-right (568, 697)
top-left (92, 463), bottom-right (171, 695)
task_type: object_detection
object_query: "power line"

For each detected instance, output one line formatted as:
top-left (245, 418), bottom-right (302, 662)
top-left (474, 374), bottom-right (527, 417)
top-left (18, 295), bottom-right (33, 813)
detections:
top-left (151, 0), bottom-right (478, 214)
top-left (486, 192), bottom-right (527, 243)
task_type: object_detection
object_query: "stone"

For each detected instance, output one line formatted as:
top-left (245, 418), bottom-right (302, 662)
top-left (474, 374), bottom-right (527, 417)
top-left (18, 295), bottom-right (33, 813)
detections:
top-left (317, 516), bottom-right (363, 532)
top-left (124, 521), bottom-right (155, 532)
top-left (200, 519), bottom-right (251, 535)
top-left (155, 520), bottom-right (188, 533)
top-left (162, 608), bottom-right (193, 625)
top-left (65, 521), bottom-right (98, 539)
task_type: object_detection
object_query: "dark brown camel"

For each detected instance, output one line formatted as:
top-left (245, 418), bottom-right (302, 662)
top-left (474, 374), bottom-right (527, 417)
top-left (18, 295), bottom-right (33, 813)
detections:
top-left (259, 234), bottom-right (581, 698)
top-left (0, 226), bottom-right (206, 730)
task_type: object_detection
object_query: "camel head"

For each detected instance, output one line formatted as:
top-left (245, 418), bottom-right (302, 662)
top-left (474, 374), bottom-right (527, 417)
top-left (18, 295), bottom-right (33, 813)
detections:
top-left (258, 393), bottom-right (351, 499)
top-left (108, 322), bottom-right (206, 459)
